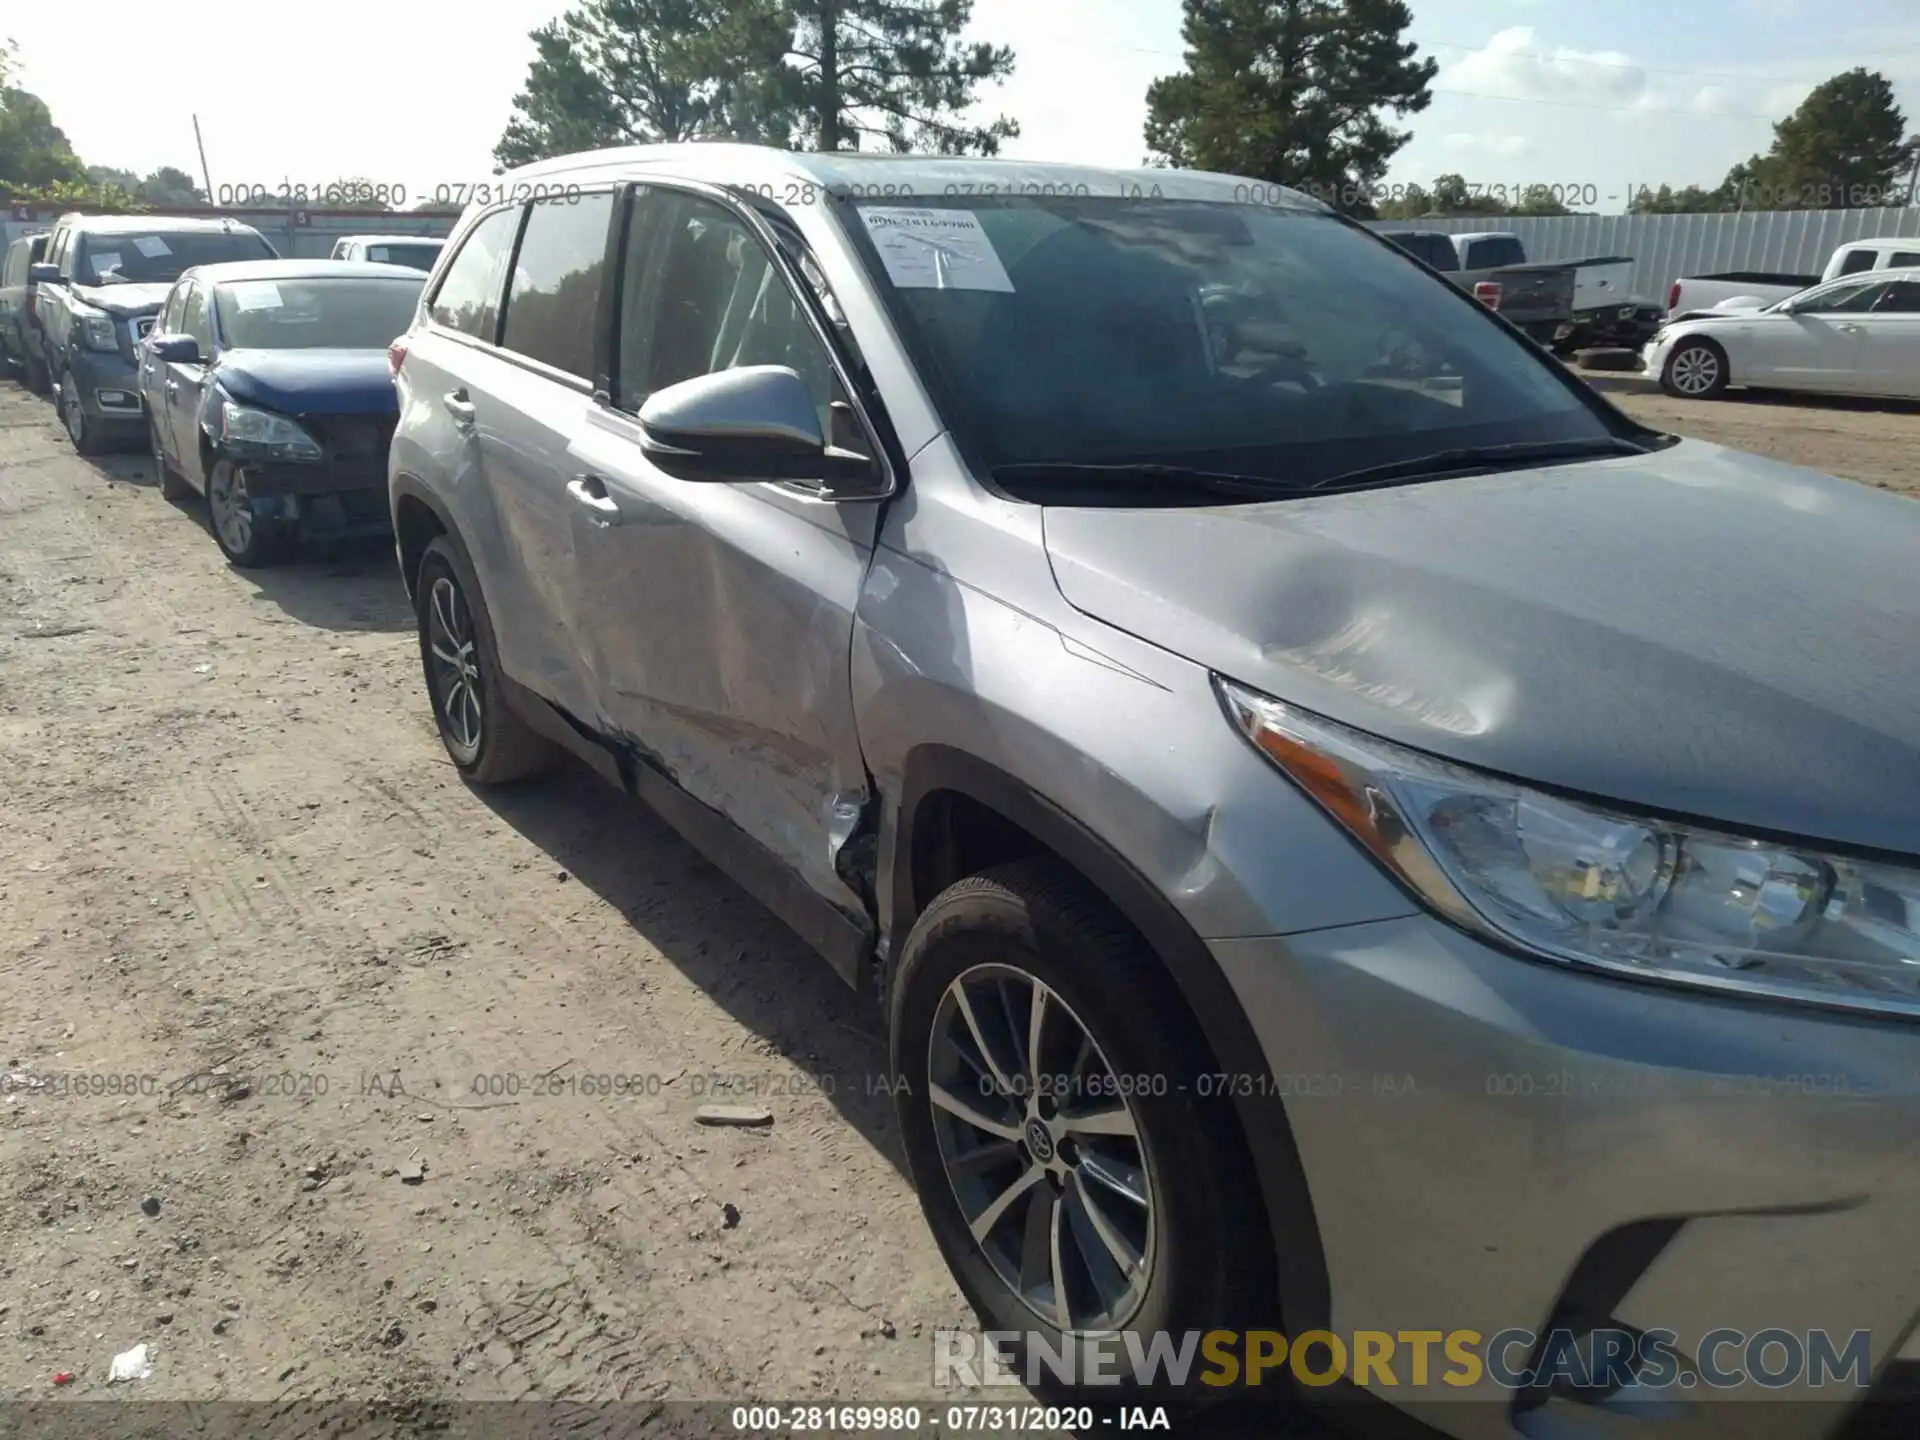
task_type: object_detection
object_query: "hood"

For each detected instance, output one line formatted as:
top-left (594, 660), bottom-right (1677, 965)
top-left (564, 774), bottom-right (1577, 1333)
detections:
top-left (1042, 440), bottom-right (1920, 856)
top-left (71, 282), bottom-right (172, 317)
top-left (213, 349), bottom-right (398, 416)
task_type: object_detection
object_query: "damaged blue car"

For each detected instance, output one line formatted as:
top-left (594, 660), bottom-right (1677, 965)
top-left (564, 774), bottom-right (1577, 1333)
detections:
top-left (140, 259), bottom-right (425, 566)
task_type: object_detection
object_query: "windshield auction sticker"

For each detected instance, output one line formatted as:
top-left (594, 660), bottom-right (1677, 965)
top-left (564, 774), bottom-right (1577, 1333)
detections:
top-left (227, 282), bottom-right (284, 311)
top-left (859, 208), bottom-right (1015, 292)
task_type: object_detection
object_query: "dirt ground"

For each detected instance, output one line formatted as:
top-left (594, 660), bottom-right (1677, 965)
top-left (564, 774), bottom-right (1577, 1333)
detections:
top-left (1599, 378), bottom-right (1920, 499)
top-left (1, 375), bottom-right (1914, 1429)
top-left (0, 379), bottom-right (984, 1421)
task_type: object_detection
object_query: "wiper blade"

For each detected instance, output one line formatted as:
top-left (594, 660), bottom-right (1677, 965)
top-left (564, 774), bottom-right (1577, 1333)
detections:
top-left (1306, 437), bottom-right (1649, 492)
top-left (991, 461), bottom-right (1298, 500)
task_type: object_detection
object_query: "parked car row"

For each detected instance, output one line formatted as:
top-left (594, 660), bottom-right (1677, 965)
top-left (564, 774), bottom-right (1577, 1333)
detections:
top-left (11, 152), bottom-right (1919, 1439)
top-left (4, 212), bottom-right (437, 562)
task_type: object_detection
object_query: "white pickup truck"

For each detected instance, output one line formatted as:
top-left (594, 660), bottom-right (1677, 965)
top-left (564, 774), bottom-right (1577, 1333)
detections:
top-left (1667, 236), bottom-right (1920, 317)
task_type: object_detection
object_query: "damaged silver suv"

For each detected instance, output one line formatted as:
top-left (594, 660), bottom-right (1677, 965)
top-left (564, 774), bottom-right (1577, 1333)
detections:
top-left (388, 145), bottom-right (1920, 1434)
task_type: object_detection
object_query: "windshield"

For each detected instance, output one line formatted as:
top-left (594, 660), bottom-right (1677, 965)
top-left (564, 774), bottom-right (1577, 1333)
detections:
top-left (213, 277), bottom-right (425, 350)
top-left (364, 243), bottom-right (443, 271)
top-left (837, 196), bottom-right (1610, 487)
top-left (76, 230), bottom-right (275, 286)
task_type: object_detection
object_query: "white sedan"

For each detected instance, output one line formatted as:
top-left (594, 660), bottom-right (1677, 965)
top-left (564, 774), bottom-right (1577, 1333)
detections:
top-left (1642, 266), bottom-right (1920, 401)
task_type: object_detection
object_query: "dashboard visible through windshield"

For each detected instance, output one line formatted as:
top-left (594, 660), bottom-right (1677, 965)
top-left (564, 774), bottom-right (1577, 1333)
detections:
top-left (837, 195), bottom-right (1618, 491)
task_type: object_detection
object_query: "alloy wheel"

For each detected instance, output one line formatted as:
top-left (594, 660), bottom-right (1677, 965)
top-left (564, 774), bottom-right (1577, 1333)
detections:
top-left (208, 463), bottom-right (255, 555)
top-left (62, 389), bottom-right (87, 447)
top-left (1669, 344), bottom-right (1720, 396)
top-left (926, 963), bottom-right (1155, 1334)
top-left (426, 575), bottom-right (484, 760)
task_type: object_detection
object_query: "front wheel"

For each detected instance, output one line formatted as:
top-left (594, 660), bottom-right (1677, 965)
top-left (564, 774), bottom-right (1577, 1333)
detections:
top-left (59, 377), bottom-right (106, 456)
top-left (889, 858), bottom-right (1278, 1401)
top-left (206, 458), bottom-right (285, 567)
top-left (1661, 338), bottom-right (1729, 399)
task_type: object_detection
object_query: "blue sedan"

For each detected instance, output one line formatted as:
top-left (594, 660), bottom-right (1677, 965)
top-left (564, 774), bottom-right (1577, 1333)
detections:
top-left (139, 259), bottom-right (424, 566)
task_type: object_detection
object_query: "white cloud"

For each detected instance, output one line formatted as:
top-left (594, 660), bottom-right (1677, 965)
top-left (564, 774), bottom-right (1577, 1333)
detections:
top-left (1441, 26), bottom-right (1649, 110)
top-left (1442, 132), bottom-right (1531, 158)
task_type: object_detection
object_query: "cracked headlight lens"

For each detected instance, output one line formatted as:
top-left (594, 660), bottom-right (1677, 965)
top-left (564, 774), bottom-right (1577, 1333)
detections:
top-left (1221, 678), bottom-right (1920, 1017)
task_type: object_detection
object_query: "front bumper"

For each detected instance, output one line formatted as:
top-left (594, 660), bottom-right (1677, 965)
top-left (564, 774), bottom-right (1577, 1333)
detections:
top-left (67, 349), bottom-right (145, 429)
top-left (231, 458), bottom-right (391, 540)
top-left (1213, 914), bottom-right (1919, 1440)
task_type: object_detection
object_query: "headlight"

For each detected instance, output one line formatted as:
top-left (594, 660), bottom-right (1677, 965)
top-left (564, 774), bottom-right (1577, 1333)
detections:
top-left (1220, 679), bottom-right (1920, 1017)
top-left (80, 314), bottom-right (119, 351)
top-left (218, 400), bottom-right (322, 461)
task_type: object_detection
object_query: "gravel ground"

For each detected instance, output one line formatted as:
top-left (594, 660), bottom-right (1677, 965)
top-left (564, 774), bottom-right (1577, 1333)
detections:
top-left (1596, 378), bottom-right (1920, 498)
top-left (2, 371), bottom-right (1914, 1435)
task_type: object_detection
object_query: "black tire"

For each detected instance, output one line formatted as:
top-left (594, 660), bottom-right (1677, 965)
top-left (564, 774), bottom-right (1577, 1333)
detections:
top-left (152, 422), bottom-right (191, 501)
top-left (414, 535), bottom-right (560, 785)
top-left (22, 351), bottom-right (50, 396)
top-left (1660, 337), bottom-right (1730, 399)
top-left (205, 457), bottom-right (286, 567)
top-left (889, 858), bottom-right (1278, 1403)
top-left (57, 374), bottom-right (107, 456)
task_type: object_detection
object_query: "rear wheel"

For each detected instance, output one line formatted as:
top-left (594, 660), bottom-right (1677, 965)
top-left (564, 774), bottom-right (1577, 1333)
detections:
top-left (22, 350), bottom-right (50, 396)
top-left (1661, 338), bottom-right (1729, 399)
top-left (415, 536), bottom-right (559, 784)
top-left (207, 459), bottom-right (285, 567)
top-left (152, 422), bottom-right (190, 501)
top-left (889, 858), bottom-right (1278, 1401)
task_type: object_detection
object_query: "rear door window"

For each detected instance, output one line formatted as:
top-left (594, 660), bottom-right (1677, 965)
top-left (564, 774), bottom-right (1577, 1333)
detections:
top-left (428, 206), bottom-right (524, 341)
top-left (179, 283), bottom-right (212, 352)
top-left (1465, 237), bottom-right (1526, 269)
top-left (1889, 252), bottom-right (1920, 269)
top-left (497, 191), bottom-right (617, 379)
top-left (1835, 248), bottom-right (1878, 276)
top-left (1870, 281), bottom-right (1920, 313)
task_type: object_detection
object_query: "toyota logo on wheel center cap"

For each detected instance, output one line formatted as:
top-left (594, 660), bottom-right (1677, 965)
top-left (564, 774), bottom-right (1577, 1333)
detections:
top-left (1025, 1117), bottom-right (1055, 1163)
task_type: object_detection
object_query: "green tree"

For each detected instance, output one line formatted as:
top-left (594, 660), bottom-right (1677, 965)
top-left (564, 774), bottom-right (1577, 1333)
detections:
top-left (1143, 0), bottom-right (1435, 215)
top-left (136, 166), bottom-right (204, 204)
top-left (1628, 182), bottom-right (1734, 215)
top-left (782, 0), bottom-right (1017, 153)
top-left (1721, 68), bottom-right (1915, 208)
top-left (1374, 182), bottom-right (1430, 219)
top-left (493, 0), bottom-right (1017, 168)
top-left (0, 85), bottom-right (88, 190)
top-left (494, 0), bottom-right (791, 167)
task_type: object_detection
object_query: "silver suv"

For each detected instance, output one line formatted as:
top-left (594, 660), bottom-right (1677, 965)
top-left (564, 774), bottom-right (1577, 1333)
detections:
top-left (388, 145), bottom-right (1920, 1433)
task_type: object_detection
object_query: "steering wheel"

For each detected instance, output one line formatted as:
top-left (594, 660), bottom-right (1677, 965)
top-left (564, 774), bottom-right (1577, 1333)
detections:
top-left (1371, 326), bottom-right (1433, 376)
top-left (1242, 351), bottom-right (1324, 390)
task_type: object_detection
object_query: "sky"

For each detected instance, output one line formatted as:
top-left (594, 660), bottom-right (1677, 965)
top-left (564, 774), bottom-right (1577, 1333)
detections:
top-left (9, 0), bottom-right (1920, 213)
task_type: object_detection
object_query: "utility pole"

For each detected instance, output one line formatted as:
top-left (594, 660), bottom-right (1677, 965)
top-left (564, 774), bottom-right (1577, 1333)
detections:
top-left (1905, 138), bottom-right (1920, 207)
top-left (192, 115), bottom-right (215, 204)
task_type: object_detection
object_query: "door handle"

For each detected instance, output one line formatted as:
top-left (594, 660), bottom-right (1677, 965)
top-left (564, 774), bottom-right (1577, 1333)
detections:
top-left (1837, 323), bottom-right (1865, 334)
top-left (442, 390), bottom-right (476, 423)
top-left (165, 380), bottom-right (179, 394)
top-left (566, 475), bottom-right (623, 526)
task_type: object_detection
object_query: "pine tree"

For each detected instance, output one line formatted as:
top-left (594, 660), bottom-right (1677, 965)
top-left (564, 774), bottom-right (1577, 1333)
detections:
top-left (493, 0), bottom-right (1016, 168)
top-left (1143, 0), bottom-right (1435, 214)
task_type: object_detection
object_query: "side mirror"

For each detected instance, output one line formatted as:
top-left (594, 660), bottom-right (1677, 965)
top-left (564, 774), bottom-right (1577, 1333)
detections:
top-left (148, 332), bottom-right (202, 364)
top-left (636, 365), bottom-right (875, 488)
top-left (28, 263), bottom-right (60, 285)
